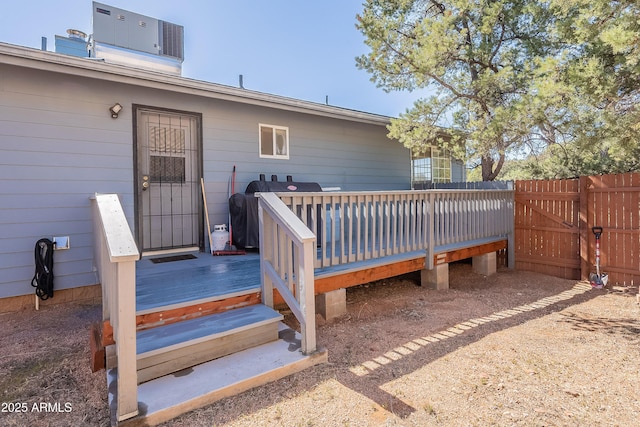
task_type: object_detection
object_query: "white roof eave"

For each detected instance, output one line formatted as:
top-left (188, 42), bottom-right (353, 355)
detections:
top-left (0, 42), bottom-right (392, 126)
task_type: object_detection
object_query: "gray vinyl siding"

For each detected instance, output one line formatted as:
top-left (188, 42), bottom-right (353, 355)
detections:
top-left (201, 101), bottom-right (409, 224)
top-left (0, 62), bottom-right (410, 299)
top-left (0, 65), bottom-right (134, 298)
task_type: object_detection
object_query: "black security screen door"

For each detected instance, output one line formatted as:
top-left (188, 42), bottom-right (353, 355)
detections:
top-left (136, 109), bottom-right (201, 252)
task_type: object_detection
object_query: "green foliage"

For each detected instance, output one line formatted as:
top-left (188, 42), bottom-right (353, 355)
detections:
top-left (502, 0), bottom-right (640, 179)
top-left (356, 0), bottom-right (561, 180)
top-left (357, 0), bottom-right (640, 181)
top-left (498, 141), bottom-right (640, 180)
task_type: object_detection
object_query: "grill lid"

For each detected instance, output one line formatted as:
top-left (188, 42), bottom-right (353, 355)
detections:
top-left (244, 175), bottom-right (322, 193)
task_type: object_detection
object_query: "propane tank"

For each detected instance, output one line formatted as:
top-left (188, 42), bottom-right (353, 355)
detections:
top-left (211, 224), bottom-right (229, 251)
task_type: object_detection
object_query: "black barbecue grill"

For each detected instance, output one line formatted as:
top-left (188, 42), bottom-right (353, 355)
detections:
top-left (229, 175), bottom-right (322, 249)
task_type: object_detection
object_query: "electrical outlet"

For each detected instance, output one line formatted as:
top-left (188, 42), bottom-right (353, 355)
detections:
top-left (53, 236), bottom-right (70, 250)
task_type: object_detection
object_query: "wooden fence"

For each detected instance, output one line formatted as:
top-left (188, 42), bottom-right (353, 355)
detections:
top-left (515, 173), bottom-right (640, 285)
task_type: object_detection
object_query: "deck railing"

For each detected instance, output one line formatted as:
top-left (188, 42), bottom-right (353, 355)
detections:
top-left (278, 189), bottom-right (515, 270)
top-left (258, 192), bottom-right (317, 354)
top-left (91, 194), bottom-right (140, 422)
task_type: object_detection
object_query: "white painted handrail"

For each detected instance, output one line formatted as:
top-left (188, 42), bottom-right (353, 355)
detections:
top-left (91, 194), bottom-right (140, 422)
top-left (278, 189), bottom-right (515, 270)
top-left (258, 192), bottom-right (317, 354)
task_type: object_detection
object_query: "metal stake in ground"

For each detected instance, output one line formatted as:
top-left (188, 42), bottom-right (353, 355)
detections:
top-left (589, 226), bottom-right (608, 289)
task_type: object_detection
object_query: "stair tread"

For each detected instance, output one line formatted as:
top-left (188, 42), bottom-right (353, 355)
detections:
top-left (108, 327), bottom-right (328, 426)
top-left (137, 305), bottom-right (282, 356)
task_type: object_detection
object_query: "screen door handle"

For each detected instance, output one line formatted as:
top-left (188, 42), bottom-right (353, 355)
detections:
top-left (142, 175), bottom-right (149, 191)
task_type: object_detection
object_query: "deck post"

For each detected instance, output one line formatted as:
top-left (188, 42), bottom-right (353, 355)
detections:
top-left (115, 260), bottom-right (139, 421)
top-left (426, 193), bottom-right (435, 270)
top-left (92, 194), bottom-right (140, 422)
top-left (258, 202), bottom-right (274, 308)
top-left (507, 190), bottom-right (516, 269)
top-left (299, 239), bottom-right (317, 354)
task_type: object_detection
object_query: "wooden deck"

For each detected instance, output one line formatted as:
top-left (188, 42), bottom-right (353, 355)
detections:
top-left (101, 248), bottom-right (328, 426)
top-left (104, 187), bottom-right (515, 352)
top-left (314, 236), bottom-right (508, 292)
top-left (133, 235), bottom-right (508, 319)
top-left (137, 188), bottom-right (516, 312)
top-left (95, 188), bottom-right (514, 424)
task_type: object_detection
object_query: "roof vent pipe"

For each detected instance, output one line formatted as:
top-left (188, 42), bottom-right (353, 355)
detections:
top-left (67, 29), bottom-right (87, 41)
top-left (41, 37), bottom-right (47, 51)
top-left (239, 74), bottom-right (244, 89)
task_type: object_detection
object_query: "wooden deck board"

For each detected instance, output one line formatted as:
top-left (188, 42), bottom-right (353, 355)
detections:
top-left (136, 305), bottom-right (282, 355)
top-left (136, 252), bottom-right (261, 312)
top-left (433, 235), bottom-right (507, 255)
top-left (133, 236), bottom-right (508, 317)
top-left (314, 249), bottom-right (426, 278)
top-left (312, 237), bottom-right (509, 296)
top-left (315, 236), bottom-right (508, 278)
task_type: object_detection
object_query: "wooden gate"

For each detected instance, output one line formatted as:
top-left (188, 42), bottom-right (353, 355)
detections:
top-left (515, 173), bottom-right (640, 285)
top-left (515, 179), bottom-right (581, 279)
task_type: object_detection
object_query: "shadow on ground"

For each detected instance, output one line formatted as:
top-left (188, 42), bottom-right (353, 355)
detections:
top-left (166, 263), bottom-right (606, 425)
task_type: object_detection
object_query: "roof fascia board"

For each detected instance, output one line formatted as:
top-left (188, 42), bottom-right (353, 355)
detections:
top-left (0, 43), bottom-right (392, 126)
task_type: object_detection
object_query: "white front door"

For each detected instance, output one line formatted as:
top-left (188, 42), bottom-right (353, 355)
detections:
top-left (136, 108), bottom-right (201, 252)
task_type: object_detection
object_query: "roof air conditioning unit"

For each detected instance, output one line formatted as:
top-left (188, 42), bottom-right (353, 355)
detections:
top-left (90, 2), bottom-right (184, 75)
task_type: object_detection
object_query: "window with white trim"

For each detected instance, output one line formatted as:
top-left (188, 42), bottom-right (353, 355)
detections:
top-left (411, 147), bottom-right (452, 188)
top-left (431, 147), bottom-right (452, 182)
top-left (259, 124), bottom-right (289, 159)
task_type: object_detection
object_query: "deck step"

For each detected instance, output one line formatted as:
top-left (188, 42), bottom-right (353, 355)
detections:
top-left (135, 304), bottom-right (283, 384)
top-left (110, 325), bottom-right (328, 426)
top-left (135, 289), bottom-right (262, 329)
top-left (101, 291), bottom-right (263, 349)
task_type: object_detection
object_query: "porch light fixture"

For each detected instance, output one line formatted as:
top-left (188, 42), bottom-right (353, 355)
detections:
top-left (109, 103), bottom-right (123, 118)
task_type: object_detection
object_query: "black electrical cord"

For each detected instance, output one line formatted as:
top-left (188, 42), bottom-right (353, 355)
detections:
top-left (31, 238), bottom-right (54, 300)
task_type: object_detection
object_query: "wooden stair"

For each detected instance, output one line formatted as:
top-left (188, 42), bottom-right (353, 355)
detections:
top-left (136, 304), bottom-right (283, 384)
top-left (110, 323), bottom-right (327, 426)
top-left (102, 252), bottom-right (327, 426)
top-left (104, 278), bottom-right (327, 426)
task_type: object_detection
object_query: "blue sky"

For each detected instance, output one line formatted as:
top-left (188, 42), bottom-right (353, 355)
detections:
top-left (0, 0), bottom-right (428, 117)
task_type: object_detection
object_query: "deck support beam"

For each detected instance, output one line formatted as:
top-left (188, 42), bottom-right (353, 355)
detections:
top-left (472, 252), bottom-right (497, 276)
top-left (315, 288), bottom-right (347, 321)
top-left (421, 263), bottom-right (449, 290)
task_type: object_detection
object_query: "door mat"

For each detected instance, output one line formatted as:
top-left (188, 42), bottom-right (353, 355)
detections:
top-left (149, 254), bottom-right (197, 264)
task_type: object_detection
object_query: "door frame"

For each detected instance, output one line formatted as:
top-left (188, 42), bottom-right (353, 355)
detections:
top-left (132, 104), bottom-right (204, 253)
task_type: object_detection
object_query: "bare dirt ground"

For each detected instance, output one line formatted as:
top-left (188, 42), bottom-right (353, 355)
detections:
top-left (1, 262), bottom-right (639, 427)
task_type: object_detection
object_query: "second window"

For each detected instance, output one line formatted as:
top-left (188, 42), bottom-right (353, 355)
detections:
top-left (259, 124), bottom-right (289, 159)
